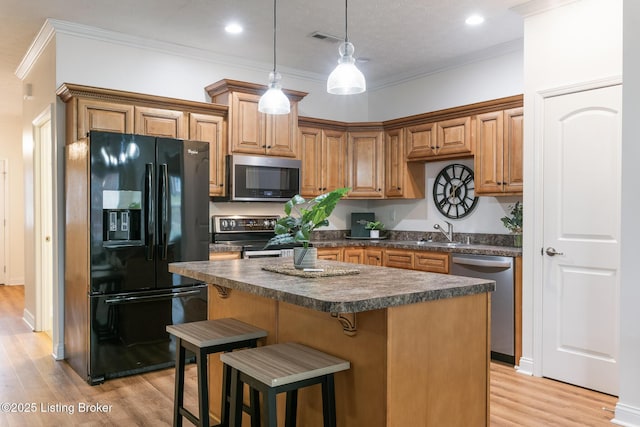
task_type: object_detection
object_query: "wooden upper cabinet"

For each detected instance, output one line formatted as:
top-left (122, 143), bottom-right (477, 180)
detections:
top-left (229, 92), bottom-right (265, 155)
top-left (406, 117), bottom-right (471, 160)
top-left (323, 129), bottom-right (348, 193)
top-left (265, 103), bottom-right (299, 157)
top-left (406, 122), bottom-right (436, 160)
top-left (134, 106), bottom-right (188, 139)
top-left (475, 107), bottom-right (523, 196)
top-left (57, 83), bottom-right (228, 198)
top-left (385, 128), bottom-right (405, 197)
top-left (299, 127), bottom-right (347, 197)
top-left (436, 116), bottom-right (472, 156)
top-left (503, 107), bottom-right (524, 194)
top-left (206, 79), bottom-right (308, 158)
top-left (348, 130), bottom-right (384, 198)
top-left (190, 113), bottom-right (226, 197)
top-left (76, 98), bottom-right (134, 139)
top-left (385, 128), bottom-right (425, 199)
top-left (299, 126), bottom-right (323, 197)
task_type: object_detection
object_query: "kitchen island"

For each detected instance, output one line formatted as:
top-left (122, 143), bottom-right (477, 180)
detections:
top-left (169, 258), bottom-right (495, 426)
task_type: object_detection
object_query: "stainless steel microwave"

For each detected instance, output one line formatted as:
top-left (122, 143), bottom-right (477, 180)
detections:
top-left (217, 154), bottom-right (301, 202)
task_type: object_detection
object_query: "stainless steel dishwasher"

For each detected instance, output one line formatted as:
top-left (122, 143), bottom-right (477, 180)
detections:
top-left (451, 254), bottom-right (515, 365)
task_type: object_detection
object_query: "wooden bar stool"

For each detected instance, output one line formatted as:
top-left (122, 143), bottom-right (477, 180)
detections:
top-left (221, 342), bottom-right (350, 427)
top-left (166, 318), bottom-right (267, 427)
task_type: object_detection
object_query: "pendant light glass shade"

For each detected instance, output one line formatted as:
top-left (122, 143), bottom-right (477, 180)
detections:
top-left (327, 41), bottom-right (366, 95)
top-left (258, 71), bottom-right (290, 114)
top-left (327, 0), bottom-right (366, 95)
top-left (258, 0), bottom-right (290, 114)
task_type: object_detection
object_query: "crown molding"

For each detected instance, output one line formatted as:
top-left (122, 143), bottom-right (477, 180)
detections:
top-left (511, 0), bottom-right (579, 17)
top-left (370, 38), bottom-right (523, 91)
top-left (18, 19), bottom-right (326, 85)
top-left (15, 20), bottom-right (56, 80)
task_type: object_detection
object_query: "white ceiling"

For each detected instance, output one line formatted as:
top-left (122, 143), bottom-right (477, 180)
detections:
top-left (0, 0), bottom-right (526, 117)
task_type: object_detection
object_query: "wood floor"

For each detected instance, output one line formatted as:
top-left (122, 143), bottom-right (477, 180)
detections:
top-left (0, 285), bottom-right (617, 426)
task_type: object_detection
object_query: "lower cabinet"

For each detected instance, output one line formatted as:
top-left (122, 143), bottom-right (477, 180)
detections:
top-left (383, 249), bottom-right (415, 270)
top-left (413, 252), bottom-right (449, 274)
top-left (343, 248), bottom-right (365, 264)
top-left (317, 247), bottom-right (342, 261)
top-left (318, 246), bottom-right (449, 273)
top-left (364, 248), bottom-right (384, 266)
top-left (209, 251), bottom-right (241, 261)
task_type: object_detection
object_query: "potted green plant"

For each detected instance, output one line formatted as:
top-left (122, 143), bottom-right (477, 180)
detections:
top-left (266, 187), bottom-right (350, 269)
top-left (500, 201), bottom-right (523, 247)
top-left (364, 220), bottom-right (385, 239)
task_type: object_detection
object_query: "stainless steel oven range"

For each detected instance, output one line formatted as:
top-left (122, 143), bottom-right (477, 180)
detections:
top-left (211, 215), bottom-right (295, 259)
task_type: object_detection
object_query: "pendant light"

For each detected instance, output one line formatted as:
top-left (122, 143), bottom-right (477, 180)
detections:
top-left (258, 0), bottom-right (290, 114)
top-left (327, 0), bottom-right (366, 95)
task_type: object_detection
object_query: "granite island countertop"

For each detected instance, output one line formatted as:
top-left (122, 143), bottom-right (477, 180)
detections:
top-left (169, 257), bottom-right (495, 313)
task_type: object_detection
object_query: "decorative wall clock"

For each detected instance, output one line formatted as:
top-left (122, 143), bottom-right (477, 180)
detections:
top-left (433, 164), bottom-right (478, 219)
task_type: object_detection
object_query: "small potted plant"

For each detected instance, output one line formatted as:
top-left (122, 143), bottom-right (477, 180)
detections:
top-left (364, 220), bottom-right (385, 239)
top-left (500, 201), bottom-right (523, 247)
top-left (266, 187), bottom-right (350, 269)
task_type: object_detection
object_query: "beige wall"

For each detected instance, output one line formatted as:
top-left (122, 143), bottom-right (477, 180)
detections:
top-left (21, 37), bottom-right (59, 335)
top-left (0, 109), bottom-right (25, 285)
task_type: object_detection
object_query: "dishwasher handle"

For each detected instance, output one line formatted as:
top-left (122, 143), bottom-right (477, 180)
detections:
top-left (452, 256), bottom-right (512, 269)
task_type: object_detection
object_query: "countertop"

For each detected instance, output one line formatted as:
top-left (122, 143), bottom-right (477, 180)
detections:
top-left (168, 257), bottom-right (495, 313)
top-left (209, 239), bottom-right (522, 257)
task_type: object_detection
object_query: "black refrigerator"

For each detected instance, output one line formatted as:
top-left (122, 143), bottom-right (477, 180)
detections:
top-left (65, 130), bottom-right (209, 385)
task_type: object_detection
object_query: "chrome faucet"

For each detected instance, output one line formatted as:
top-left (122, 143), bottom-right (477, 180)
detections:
top-left (434, 221), bottom-right (454, 242)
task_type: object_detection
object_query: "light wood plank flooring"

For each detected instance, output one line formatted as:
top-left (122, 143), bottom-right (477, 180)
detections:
top-left (0, 285), bottom-right (617, 426)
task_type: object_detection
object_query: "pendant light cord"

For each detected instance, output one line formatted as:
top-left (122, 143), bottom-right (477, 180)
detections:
top-left (272, 0), bottom-right (277, 73)
top-left (344, 0), bottom-right (349, 43)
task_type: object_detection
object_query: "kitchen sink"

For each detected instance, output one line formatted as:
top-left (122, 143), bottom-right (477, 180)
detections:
top-left (414, 241), bottom-right (465, 247)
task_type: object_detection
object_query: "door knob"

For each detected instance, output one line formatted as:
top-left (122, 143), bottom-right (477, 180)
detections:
top-left (545, 247), bottom-right (564, 256)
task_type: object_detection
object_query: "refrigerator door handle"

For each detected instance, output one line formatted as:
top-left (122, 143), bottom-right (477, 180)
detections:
top-left (159, 163), bottom-right (169, 260)
top-left (145, 163), bottom-right (154, 261)
top-left (104, 289), bottom-right (203, 305)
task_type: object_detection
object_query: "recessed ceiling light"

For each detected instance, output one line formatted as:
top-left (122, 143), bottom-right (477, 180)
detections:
top-left (465, 14), bottom-right (485, 26)
top-left (225, 23), bottom-right (243, 34)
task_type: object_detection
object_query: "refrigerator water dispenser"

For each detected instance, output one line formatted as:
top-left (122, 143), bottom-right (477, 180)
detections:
top-left (102, 190), bottom-right (142, 242)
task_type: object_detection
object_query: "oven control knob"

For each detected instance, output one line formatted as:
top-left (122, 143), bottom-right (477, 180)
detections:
top-left (229, 220), bottom-right (236, 229)
top-left (263, 220), bottom-right (270, 228)
top-left (221, 219), bottom-right (228, 229)
top-left (270, 219), bottom-right (277, 228)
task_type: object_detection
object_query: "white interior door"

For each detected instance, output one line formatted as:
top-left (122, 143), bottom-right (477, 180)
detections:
top-left (35, 111), bottom-right (53, 337)
top-left (0, 159), bottom-right (6, 285)
top-left (542, 84), bottom-right (621, 395)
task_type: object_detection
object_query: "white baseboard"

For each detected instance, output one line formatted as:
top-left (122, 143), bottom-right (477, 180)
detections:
top-left (52, 342), bottom-right (64, 360)
top-left (516, 356), bottom-right (534, 376)
top-left (612, 403), bottom-right (640, 427)
top-left (4, 279), bottom-right (25, 285)
top-left (22, 308), bottom-right (35, 330)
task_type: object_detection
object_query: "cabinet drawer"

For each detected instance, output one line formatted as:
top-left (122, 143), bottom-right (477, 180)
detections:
top-left (413, 252), bottom-right (449, 274)
top-left (384, 249), bottom-right (414, 270)
top-left (317, 248), bottom-right (342, 261)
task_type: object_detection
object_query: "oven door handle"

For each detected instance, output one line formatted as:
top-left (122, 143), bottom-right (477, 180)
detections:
top-left (243, 249), bottom-right (284, 258)
top-left (104, 289), bottom-right (202, 305)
